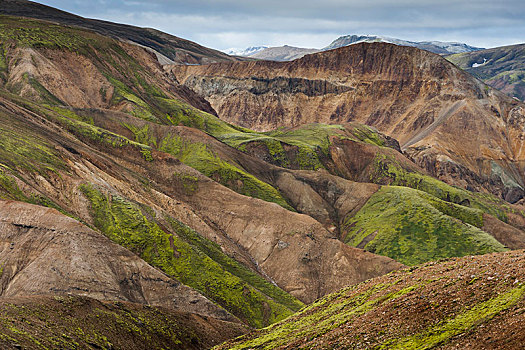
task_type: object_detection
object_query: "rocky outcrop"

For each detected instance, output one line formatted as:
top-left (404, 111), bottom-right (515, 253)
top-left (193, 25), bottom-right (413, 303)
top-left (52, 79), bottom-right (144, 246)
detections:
top-left (170, 43), bottom-right (525, 201)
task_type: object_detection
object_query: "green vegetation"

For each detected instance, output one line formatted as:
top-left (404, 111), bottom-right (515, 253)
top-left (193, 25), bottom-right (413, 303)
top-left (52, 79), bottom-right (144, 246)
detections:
top-left (124, 123), bottom-right (294, 210)
top-left (343, 186), bottom-right (507, 266)
top-left (370, 153), bottom-right (510, 221)
top-left (80, 184), bottom-right (301, 328)
top-left (0, 111), bottom-right (64, 175)
top-left (165, 217), bottom-right (304, 312)
top-left (0, 16), bottom-right (98, 52)
top-left (47, 107), bottom-right (154, 162)
top-left (381, 283), bottom-right (525, 349)
top-left (225, 281), bottom-right (422, 350)
top-left (0, 295), bottom-right (220, 349)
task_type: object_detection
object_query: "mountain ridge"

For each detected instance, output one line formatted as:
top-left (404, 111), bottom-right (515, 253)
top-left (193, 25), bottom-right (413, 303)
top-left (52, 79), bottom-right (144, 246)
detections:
top-left (0, 0), bottom-right (242, 65)
top-left (170, 42), bottom-right (525, 203)
top-left (447, 43), bottom-right (525, 101)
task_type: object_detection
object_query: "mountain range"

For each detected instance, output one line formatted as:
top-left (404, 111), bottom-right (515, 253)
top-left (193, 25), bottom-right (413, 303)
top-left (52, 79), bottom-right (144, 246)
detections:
top-left (1, 1), bottom-right (525, 349)
top-left (231, 34), bottom-right (482, 62)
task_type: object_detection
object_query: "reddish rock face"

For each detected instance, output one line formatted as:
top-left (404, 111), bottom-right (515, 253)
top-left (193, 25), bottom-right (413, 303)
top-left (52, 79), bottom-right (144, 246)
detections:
top-left (170, 43), bottom-right (525, 201)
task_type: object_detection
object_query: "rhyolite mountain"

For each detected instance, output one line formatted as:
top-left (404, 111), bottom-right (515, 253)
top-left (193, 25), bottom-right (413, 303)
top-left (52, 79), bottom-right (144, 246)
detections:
top-left (171, 43), bottom-right (525, 203)
top-left (447, 43), bottom-right (525, 102)
top-left (1, 2), bottom-right (525, 349)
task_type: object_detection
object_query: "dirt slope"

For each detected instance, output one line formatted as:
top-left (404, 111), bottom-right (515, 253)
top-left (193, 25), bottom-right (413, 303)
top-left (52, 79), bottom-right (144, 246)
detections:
top-left (218, 249), bottom-right (525, 350)
top-left (0, 200), bottom-right (236, 322)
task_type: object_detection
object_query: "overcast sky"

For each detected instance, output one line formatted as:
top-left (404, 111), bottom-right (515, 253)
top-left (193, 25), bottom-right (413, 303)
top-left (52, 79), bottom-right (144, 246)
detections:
top-left (35, 0), bottom-right (525, 51)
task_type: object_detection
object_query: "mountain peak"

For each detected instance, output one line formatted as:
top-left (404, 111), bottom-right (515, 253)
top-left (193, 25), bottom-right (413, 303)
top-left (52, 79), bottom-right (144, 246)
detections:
top-left (324, 34), bottom-right (483, 55)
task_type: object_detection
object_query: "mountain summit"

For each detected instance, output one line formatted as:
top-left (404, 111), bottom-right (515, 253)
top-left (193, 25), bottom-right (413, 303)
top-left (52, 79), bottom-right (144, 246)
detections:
top-left (324, 34), bottom-right (483, 55)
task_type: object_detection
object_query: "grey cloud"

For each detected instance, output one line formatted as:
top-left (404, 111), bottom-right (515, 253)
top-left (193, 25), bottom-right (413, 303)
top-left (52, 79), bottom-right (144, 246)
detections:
top-left (34, 0), bottom-right (525, 50)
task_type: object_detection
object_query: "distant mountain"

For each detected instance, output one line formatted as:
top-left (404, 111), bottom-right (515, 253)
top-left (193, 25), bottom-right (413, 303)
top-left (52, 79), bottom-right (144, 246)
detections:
top-left (226, 46), bottom-right (268, 56)
top-left (248, 45), bottom-right (320, 61)
top-left (447, 44), bottom-right (525, 101)
top-left (233, 35), bottom-right (481, 63)
top-left (324, 34), bottom-right (482, 55)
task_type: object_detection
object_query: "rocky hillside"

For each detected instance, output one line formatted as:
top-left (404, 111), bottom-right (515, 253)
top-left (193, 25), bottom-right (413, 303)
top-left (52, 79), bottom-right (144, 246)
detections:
top-left (0, 0), bottom-right (242, 65)
top-left (170, 43), bottom-right (525, 203)
top-left (0, 295), bottom-right (247, 349)
top-left (0, 13), bottom-right (408, 329)
top-left (218, 249), bottom-right (525, 349)
top-left (447, 44), bottom-right (525, 101)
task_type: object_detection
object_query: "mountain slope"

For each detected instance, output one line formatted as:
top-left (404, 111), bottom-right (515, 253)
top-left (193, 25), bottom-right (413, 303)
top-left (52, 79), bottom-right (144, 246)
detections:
top-left (170, 43), bottom-right (525, 203)
top-left (218, 250), bottom-right (525, 350)
top-left (1, 13), bottom-right (522, 276)
top-left (0, 0), bottom-right (241, 65)
top-left (2, 8), bottom-right (525, 346)
top-left (325, 34), bottom-right (482, 55)
top-left (447, 44), bottom-right (525, 101)
top-left (0, 295), bottom-right (247, 350)
top-left (0, 200), bottom-right (236, 322)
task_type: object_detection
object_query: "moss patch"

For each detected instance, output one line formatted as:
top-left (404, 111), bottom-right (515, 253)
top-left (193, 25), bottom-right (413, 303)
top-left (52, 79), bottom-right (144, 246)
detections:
top-left (343, 186), bottom-right (507, 266)
top-left (225, 281), bottom-right (423, 350)
top-left (382, 283), bottom-right (525, 349)
top-left (123, 124), bottom-right (294, 210)
top-left (369, 153), bottom-right (510, 221)
top-left (80, 184), bottom-right (300, 328)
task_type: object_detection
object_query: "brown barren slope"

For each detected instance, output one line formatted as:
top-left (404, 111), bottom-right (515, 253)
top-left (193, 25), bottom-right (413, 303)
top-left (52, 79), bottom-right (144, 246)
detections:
top-left (0, 200), bottom-right (236, 322)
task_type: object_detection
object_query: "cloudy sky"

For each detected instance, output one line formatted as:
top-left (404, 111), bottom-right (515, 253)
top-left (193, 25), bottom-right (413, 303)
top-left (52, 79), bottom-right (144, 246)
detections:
top-left (36, 0), bottom-right (525, 51)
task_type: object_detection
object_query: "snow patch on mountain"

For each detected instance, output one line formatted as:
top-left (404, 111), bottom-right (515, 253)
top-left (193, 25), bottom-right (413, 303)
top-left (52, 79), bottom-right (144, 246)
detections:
top-left (324, 35), bottom-right (482, 55)
top-left (224, 46), bottom-right (268, 56)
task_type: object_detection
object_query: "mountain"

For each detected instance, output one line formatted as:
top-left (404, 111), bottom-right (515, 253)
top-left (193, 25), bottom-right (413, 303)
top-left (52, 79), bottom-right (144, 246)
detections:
top-left (248, 45), bottom-right (320, 61)
top-left (325, 34), bottom-right (482, 55)
top-left (171, 42), bottom-right (525, 203)
top-left (218, 249), bottom-right (525, 349)
top-left (0, 0), bottom-right (242, 65)
top-left (447, 44), bottom-right (525, 101)
top-left (2, 2), bottom-right (525, 348)
top-left (225, 46), bottom-right (268, 56)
